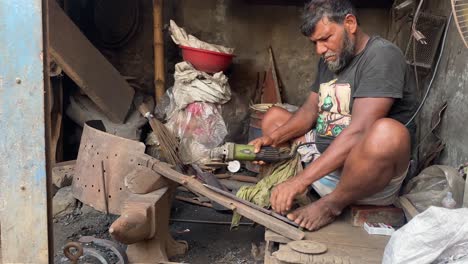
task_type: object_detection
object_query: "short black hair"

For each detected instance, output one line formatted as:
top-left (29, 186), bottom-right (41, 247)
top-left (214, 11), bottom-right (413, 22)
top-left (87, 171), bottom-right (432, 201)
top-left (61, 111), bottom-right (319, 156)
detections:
top-left (300, 0), bottom-right (358, 37)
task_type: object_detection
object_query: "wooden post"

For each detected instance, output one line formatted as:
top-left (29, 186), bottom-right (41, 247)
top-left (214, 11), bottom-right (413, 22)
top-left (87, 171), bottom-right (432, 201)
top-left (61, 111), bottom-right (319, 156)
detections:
top-left (153, 0), bottom-right (165, 103)
top-left (0, 0), bottom-right (51, 262)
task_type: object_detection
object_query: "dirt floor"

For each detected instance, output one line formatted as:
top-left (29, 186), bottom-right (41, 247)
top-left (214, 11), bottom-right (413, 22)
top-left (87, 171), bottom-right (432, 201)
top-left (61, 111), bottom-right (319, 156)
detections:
top-left (53, 192), bottom-right (265, 264)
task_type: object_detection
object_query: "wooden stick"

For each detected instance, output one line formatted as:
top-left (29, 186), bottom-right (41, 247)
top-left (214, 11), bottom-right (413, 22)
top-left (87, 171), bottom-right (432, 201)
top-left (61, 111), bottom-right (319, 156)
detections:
top-left (153, 0), bottom-right (165, 103)
top-left (396, 197), bottom-right (419, 220)
top-left (151, 161), bottom-right (305, 241)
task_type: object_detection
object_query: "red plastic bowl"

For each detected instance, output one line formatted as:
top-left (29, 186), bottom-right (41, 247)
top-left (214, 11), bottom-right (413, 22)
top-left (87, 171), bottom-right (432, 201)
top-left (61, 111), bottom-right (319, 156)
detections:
top-left (180, 45), bottom-right (234, 73)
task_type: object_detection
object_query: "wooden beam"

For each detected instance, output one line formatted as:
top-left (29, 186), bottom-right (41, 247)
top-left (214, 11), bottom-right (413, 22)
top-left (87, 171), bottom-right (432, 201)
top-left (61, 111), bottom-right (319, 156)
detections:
top-left (0, 0), bottom-right (50, 261)
top-left (48, 0), bottom-right (134, 123)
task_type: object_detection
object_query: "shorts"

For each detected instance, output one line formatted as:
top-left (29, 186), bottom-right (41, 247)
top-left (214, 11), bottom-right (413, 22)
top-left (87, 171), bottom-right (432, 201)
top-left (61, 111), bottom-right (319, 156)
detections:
top-left (297, 130), bottom-right (407, 206)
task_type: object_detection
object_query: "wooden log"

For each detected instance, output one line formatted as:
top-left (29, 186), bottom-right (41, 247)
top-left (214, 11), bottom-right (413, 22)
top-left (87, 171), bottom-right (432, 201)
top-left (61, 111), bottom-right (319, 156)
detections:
top-left (150, 161), bottom-right (305, 241)
top-left (48, 0), bottom-right (134, 123)
top-left (153, 0), bottom-right (165, 103)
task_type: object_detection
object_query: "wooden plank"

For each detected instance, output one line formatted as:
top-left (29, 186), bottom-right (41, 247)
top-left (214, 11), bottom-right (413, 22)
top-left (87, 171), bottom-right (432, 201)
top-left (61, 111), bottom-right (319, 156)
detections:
top-left (266, 214), bottom-right (388, 264)
top-left (147, 159), bottom-right (305, 241)
top-left (0, 0), bottom-right (50, 262)
top-left (275, 243), bottom-right (382, 264)
top-left (48, 0), bottom-right (134, 123)
top-left (265, 230), bottom-right (292, 244)
top-left (304, 219), bottom-right (389, 250)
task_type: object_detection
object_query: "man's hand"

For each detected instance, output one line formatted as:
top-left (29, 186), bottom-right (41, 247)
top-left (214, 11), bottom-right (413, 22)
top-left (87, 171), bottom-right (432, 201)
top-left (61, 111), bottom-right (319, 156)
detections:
top-left (248, 135), bottom-right (276, 153)
top-left (270, 178), bottom-right (308, 215)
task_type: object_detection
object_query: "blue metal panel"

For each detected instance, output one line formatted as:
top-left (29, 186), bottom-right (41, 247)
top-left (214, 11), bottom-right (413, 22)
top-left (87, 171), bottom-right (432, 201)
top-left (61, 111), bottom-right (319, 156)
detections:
top-left (0, 0), bottom-right (49, 262)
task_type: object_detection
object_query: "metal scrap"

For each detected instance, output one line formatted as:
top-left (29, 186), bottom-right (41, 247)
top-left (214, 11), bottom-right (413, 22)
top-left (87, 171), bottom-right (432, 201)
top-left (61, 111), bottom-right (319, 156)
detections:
top-left (71, 121), bottom-right (146, 214)
top-left (78, 236), bottom-right (128, 264)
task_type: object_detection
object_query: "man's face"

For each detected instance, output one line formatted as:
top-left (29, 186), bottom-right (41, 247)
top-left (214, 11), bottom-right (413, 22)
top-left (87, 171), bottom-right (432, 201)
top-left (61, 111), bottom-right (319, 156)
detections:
top-left (310, 17), bottom-right (356, 73)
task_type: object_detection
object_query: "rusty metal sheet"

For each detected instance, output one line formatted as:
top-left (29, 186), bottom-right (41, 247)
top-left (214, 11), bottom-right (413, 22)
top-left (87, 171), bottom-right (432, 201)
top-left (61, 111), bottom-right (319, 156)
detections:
top-left (72, 121), bottom-right (146, 214)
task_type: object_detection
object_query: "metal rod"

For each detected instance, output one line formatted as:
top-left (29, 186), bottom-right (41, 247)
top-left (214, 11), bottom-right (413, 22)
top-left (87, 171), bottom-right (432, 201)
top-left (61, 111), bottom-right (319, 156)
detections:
top-left (101, 160), bottom-right (109, 215)
top-left (203, 184), bottom-right (299, 227)
top-left (170, 218), bottom-right (254, 226)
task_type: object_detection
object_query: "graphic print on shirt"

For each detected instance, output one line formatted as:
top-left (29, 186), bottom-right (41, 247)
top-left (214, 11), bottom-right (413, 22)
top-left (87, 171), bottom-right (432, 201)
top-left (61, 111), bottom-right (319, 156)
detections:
top-left (316, 79), bottom-right (352, 138)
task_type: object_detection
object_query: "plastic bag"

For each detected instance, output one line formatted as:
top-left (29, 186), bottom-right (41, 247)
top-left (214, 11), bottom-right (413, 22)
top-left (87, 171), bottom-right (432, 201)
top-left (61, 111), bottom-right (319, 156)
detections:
top-left (383, 207), bottom-right (468, 264)
top-left (166, 102), bottom-right (227, 164)
top-left (172, 62), bottom-right (231, 114)
top-left (401, 165), bottom-right (465, 212)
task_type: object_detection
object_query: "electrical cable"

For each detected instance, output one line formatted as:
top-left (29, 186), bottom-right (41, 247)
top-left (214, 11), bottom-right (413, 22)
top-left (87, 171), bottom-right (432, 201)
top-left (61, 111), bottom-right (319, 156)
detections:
top-left (404, 12), bottom-right (453, 126)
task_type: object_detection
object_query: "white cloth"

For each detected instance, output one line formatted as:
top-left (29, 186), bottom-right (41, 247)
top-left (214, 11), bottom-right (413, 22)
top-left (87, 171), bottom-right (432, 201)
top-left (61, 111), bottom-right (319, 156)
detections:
top-left (169, 20), bottom-right (234, 54)
top-left (168, 62), bottom-right (231, 119)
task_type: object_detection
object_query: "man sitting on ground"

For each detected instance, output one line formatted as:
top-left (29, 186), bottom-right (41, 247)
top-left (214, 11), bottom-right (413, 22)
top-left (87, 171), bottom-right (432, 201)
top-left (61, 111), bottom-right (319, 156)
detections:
top-left (250, 0), bottom-right (417, 231)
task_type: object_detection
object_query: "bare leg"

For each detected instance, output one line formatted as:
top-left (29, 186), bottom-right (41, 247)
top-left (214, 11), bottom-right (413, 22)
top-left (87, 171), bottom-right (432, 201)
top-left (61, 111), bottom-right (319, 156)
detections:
top-left (287, 118), bottom-right (411, 231)
top-left (261, 106), bottom-right (306, 144)
top-left (261, 106), bottom-right (292, 136)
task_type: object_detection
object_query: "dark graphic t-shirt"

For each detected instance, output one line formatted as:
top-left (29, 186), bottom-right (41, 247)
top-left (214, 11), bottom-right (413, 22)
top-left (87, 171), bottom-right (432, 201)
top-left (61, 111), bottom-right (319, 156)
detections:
top-left (310, 36), bottom-right (417, 152)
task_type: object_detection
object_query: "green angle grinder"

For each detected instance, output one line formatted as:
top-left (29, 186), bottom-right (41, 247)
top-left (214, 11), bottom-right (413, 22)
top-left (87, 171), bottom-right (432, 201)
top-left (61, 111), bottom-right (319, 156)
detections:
top-left (210, 142), bottom-right (292, 163)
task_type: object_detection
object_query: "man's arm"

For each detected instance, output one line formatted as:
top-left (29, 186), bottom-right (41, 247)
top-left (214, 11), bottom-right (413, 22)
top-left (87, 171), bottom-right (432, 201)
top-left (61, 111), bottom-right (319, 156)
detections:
top-left (270, 97), bottom-right (394, 214)
top-left (250, 92), bottom-right (319, 151)
top-left (270, 92), bottom-right (319, 144)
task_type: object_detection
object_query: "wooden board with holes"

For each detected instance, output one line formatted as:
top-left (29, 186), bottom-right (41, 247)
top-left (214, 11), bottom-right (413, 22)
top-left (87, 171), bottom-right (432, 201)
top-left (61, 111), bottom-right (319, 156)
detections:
top-left (265, 214), bottom-right (390, 264)
top-left (48, 0), bottom-right (134, 123)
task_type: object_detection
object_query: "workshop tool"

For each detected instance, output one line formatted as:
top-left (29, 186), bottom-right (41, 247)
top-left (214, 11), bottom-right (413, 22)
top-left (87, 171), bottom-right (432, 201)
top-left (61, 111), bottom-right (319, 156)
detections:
top-left (72, 122), bottom-right (187, 262)
top-left (192, 164), bottom-right (227, 191)
top-left (192, 164), bottom-right (230, 211)
top-left (210, 142), bottom-right (292, 163)
top-left (287, 240), bottom-right (328, 254)
top-left (210, 142), bottom-right (327, 164)
top-left (138, 101), bottom-right (183, 171)
top-left (63, 242), bottom-right (83, 264)
top-left (147, 158), bottom-right (305, 240)
top-left (202, 183), bottom-right (299, 227)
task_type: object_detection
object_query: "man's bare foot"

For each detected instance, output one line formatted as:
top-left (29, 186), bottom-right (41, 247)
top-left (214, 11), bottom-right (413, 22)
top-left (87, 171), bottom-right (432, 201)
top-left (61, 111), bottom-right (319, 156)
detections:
top-left (286, 198), bottom-right (340, 231)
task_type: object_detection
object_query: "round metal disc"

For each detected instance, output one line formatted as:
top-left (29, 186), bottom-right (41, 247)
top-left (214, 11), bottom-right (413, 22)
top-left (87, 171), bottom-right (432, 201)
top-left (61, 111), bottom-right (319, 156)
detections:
top-left (287, 240), bottom-right (328, 254)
